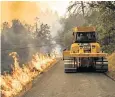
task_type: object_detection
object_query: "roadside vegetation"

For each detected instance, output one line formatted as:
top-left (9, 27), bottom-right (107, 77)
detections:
top-left (108, 53), bottom-right (115, 71)
top-left (108, 53), bottom-right (115, 79)
top-left (55, 1), bottom-right (115, 78)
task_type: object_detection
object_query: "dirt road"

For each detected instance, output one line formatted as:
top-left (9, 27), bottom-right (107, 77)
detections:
top-left (23, 61), bottom-right (115, 97)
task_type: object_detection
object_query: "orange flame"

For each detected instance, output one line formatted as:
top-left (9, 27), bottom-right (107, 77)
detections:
top-left (1, 52), bottom-right (56, 97)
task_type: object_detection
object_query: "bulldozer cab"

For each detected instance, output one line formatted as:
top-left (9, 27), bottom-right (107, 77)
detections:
top-left (73, 32), bottom-right (96, 43)
top-left (73, 27), bottom-right (97, 43)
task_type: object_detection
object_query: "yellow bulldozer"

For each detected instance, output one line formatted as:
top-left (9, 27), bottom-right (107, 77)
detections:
top-left (63, 26), bottom-right (108, 73)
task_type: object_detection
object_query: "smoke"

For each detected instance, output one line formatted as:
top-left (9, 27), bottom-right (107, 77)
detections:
top-left (1, 1), bottom-right (62, 37)
top-left (1, 1), bottom-right (64, 73)
top-left (1, 1), bottom-right (40, 24)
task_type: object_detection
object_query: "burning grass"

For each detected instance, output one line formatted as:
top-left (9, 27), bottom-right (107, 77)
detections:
top-left (1, 52), bottom-right (57, 97)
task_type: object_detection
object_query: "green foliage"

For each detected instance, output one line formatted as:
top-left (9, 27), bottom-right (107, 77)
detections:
top-left (55, 14), bottom-right (84, 50)
top-left (85, 1), bottom-right (115, 53)
top-left (56, 1), bottom-right (115, 53)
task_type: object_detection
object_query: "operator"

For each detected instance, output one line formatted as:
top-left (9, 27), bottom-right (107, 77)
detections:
top-left (79, 33), bottom-right (88, 41)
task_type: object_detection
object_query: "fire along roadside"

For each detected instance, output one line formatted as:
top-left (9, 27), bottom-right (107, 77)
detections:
top-left (1, 52), bottom-right (59, 97)
top-left (15, 59), bottom-right (59, 97)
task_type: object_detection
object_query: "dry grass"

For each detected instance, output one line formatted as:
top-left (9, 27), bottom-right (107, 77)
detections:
top-left (108, 53), bottom-right (115, 71)
top-left (107, 53), bottom-right (115, 80)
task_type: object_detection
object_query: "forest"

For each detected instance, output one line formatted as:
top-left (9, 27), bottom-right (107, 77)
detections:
top-left (1, 18), bottom-right (55, 73)
top-left (55, 1), bottom-right (115, 53)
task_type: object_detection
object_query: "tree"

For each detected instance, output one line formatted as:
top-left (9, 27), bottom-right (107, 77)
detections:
top-left (56, 1), bottom-right (115, 53)
top-left (68, 1), bottom-right (84, 16)
top-left (89, 1), bottom-right (115, 11)
top-left (55, 14), bottom-right (84, 50)
top-left (85, 1), bottom-right (115, 53)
